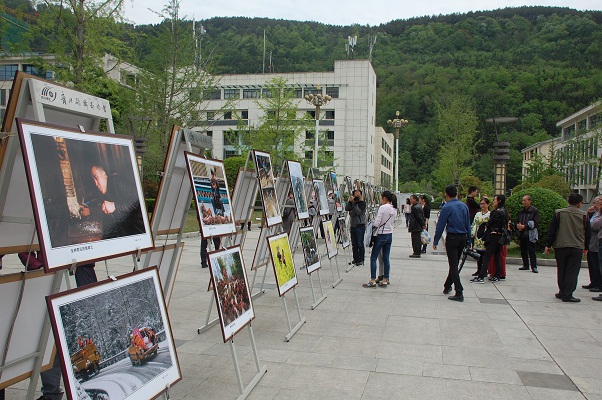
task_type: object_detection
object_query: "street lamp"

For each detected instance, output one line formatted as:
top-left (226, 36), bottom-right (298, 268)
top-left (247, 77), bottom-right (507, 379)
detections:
top-left (128, 116), bottom-right (153, 176)
top-left (485, 117), bottom-right (518, 196)
top-left (387, 111), bottom-right (409, 192)
top-left (305, 90), bottom-right (332, 168)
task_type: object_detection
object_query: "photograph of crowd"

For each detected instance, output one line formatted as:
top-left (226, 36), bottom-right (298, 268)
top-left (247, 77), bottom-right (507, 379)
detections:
top-left (287, 161), bottom-right (309, 220)
top-left (17, 121), bottom-right (153, 271)
top-left (185, 154), bottom-right (236, 238)
top-left (338, 217), bottom-right (350, 249)
top-left (323, 220), bottom-right (338, 258)
top-left (254, 150), bottom-right (282, 226)
top-left (329, 172), bottom-right (343, 212)
top-left (47, 268), bottom-right (180, 400)
top-left (300, 226), bottom-right (320, 274)
top-left (208, 246), bottom-right (255, 342)
top-left (313, 180), bottom-right (329, 216)
top-left (267, 233), bottom-right (298, 296)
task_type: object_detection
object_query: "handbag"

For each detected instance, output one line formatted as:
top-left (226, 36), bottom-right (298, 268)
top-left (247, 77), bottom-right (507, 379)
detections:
top-left (498, 227), bottom-right (511, 245)
top-left (420, 229), bottom-right (431, 245)
top-left (369, 215), bottom-right (391, 247)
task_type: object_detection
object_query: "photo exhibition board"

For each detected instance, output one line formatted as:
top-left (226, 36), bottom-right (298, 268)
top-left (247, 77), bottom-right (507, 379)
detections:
top-left (287, 161), bottom-right (309, 220)
top-left (266, 232), bottom-right (298, 296)
top-left (207, 246), bottom-right (255, 342)
top-left (323, 220), bottom-right (338, 259)
top-left (275, 170), bottom-right (301, 250)
top-left (184, 153), bottom-right (236, 238)
top-left (17, 120), bottom-right (153, 271)
top-left (299, 226), bottom-right (320, 274)
top-left (138, 242), bottom-right (185, 305)
top-left (229, 167), bottom-right (258, 248)
top-left (253, 150), bottom-right (282, 227)
top-left (150, 127), bottom-right (209, 237)
top-left (46, 267), bottom-right (181, 400)
top-left (313, 180), bottom-right (329, 216)
top-left (0, 72), bottom-right (114, 254)
top-left (0, 270), bottom-right (68, 389)
top-left (338, 217), bottom-right (351, 249)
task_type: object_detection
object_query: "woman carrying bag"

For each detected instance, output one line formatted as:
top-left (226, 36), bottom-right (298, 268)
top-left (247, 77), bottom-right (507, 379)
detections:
top-left (363, 191), bottom-right (397, 288)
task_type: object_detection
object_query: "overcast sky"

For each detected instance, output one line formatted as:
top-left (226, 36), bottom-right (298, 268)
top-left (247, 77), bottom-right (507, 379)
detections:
top-left (122, 0), bottom-right (601, 26)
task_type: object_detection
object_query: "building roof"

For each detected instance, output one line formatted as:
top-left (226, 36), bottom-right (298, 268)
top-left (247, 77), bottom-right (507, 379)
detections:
top-left (556, 100), bottom-right (602, 127)
top-left (520, 137), bottom-right (561, 153)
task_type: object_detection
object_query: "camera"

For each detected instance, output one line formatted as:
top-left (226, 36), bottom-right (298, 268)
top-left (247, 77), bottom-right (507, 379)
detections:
top-left (463, 247), bottom-right (481, 260)
top-left (354, 196), bottom-right (360, 202)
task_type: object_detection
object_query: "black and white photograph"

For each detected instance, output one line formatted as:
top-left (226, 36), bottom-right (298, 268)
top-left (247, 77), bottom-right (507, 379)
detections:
top-left (299, 226), bottom-right (320, 274)
top-left (338, 217), bottom-right (350, 249)
top-left (287, 161), bottom-right (309, 220)
top-left (17, 120), bottom-right (153, 271)
top-left (254, 150), bottom-right (282, 226)
top-left (184, 153), bottom-right (236, 238)
top-left (46, 268), bottom-right (181, 400)
top-left (208, 246), bottom-right (255, 342)
top-left (313, 180), bottom-right (329, 216)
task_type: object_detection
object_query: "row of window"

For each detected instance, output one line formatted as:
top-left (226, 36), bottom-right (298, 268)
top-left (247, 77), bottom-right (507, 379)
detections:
top-left (0, 64), bottom-right (54, 81)
top-left (205, 86), bottom-right (340, 101)
top-left (381, 155), bottom-right (392, 170)
top-left (206, 110), bottom-right (335, 121)
top-left (380, 171), bottom-right (391, 187)
top-left (381, 138), bottom-right (392, 157)
top-left (563, 112), bottom-right (602, 139)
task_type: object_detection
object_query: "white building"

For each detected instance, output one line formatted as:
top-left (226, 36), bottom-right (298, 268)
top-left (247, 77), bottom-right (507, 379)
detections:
top-left (374, 126), bottom-right (394, 187)
top-left (197, 60), bottom-right (379, 183)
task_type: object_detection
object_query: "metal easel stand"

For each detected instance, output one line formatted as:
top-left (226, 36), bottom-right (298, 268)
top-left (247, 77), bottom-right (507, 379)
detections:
top-left (329, 255), bottom-right (343, 288)
top-left (307, 267), bottom-right (327, 310)
top-left (229, 324), bottom-right (267, 400)
top-left (281, 286), bottom-right (306, 342)
top-left (249, 262), bottom-right (268, 300)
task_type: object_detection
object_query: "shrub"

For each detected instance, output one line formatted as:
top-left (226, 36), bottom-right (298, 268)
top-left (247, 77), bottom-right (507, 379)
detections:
top-left (433, 196), bottom-right (443, 208)
top-left (145, 198), bottom-right (156, 213)
top-left (532, 175), bottom-right (570, 199)
top-left (507, 187), bottom-right (567, 250)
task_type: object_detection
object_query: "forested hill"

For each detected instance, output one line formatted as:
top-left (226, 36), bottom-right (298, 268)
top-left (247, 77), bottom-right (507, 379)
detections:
top-left (131, 6), bottom-right (602, 188)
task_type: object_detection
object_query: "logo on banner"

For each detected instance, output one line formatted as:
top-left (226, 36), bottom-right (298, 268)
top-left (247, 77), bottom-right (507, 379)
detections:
top-left (41, 86), bottom-right (57, 102)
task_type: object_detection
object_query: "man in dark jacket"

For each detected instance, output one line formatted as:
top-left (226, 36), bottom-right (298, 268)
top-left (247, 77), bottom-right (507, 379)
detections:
top-left (517, 195), bottom-right (540, 273)
top-left (408, 194), bottom-right (425, 258)
top-left (466, 186), bottom-right (480, 223)
top-left (346, 189), bottom-right (366, 266)
top-left (545, 193), bottom-right (591, 303)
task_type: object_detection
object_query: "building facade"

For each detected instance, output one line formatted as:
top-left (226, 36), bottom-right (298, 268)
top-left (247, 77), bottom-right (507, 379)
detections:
top-left (374, 127), bottom-right (394, 188)
top-left (196, 60), bottom-right (378, 183)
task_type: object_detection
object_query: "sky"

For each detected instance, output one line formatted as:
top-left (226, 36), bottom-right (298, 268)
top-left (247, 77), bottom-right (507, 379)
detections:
top-left (122, 0), bottom-right (601, 26)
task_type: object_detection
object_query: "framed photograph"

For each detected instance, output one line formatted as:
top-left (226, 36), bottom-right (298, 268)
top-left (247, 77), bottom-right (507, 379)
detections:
top-left (17, 119), bottom-right (153, 272)
top-left (338, 217), bottom-right (350, 249)
top-left (46, 268), bottom-right (181, 400)
top-left (287, 161), bottom-right (309, 220)
top-left (299, 226), bottom-right (320, 274)
top-left (328, 171), bottom-right (343, 212)
top-left (313, 180), bottom-right (329, 216)
top-left (254, 150), bottom-right (282, 226)
top-left (323, 220), bottom-right (338, 258)
top-left (207, 246), bottom-right (255, 342)
top-left (184, 153), bottom-right (236, 238)
top-left (266, 232), bottom-right (298, 296)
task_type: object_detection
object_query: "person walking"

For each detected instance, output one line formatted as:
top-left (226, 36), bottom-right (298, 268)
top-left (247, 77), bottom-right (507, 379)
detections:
top-left (587, 196), bottom-right (602, 299)
top-left (346, 189), bottom-right (367, 266)
top-left (517, 195), bottom-right (540, 273)
top-left (545, 193), bottom-right (591, 303)
top-left (470, 197), bottom-right (490, 276)
top-left (409, 194), bottom-right (425, 258)
top-left (363, 191), bottom-right (397, 288)
top-left (404, 198), bottom-right (411, 227)
top-left (419, 195), bottom-right (431, 253)
top-left (472, 194), bottom-right (509, 283)
top-left (433, 185), bottom-right (471, 302)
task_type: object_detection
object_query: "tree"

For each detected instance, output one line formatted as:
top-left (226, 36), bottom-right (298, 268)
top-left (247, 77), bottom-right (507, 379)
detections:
top-left (225, 77), bottom-right (312, 170)
top-left (431, 95), bottom-right (479, 189)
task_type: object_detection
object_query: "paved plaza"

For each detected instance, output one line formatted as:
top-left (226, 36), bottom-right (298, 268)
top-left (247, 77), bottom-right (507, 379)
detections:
top-left (5, 219), bottom-right (602, 399)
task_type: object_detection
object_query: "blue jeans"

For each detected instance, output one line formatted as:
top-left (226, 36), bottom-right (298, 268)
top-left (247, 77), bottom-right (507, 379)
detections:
top-left (370, 233), bottom-right (392, 279)
top-left (350, 225), bottom-right (365, 263)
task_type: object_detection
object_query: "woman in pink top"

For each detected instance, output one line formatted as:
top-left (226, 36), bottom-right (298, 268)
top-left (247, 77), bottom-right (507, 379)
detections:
top-left (363, 191), bottom-right (397, 288)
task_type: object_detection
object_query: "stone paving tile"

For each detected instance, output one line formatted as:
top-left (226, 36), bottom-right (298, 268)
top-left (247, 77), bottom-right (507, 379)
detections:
top-left (525, 387), bottom-right (587, 400)
top-left (516, 371), bottom-right (578, 391)
top-left (468, 366), bottom-right (522, 385)
top-left (445, 379), bottom-right (532, 400)
top-left (362, 372), bottom-right (448, 400)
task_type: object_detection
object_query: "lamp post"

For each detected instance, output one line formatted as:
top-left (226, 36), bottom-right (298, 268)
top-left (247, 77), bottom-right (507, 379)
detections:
top-left (305, 91), bottom-right (332, 169)
top-left (387, 111), bottom-right (408, 192)
top-left (128, 116), bottom-right (153, 176)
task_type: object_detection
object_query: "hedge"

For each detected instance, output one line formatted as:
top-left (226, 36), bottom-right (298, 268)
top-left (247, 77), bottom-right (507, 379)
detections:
top-left (506, 187), bottom-right (568, 250)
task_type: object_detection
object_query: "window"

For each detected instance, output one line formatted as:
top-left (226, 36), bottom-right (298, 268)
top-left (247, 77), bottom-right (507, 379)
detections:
top-left (267, 110), bottom-right (276, 118)
top-left (224, 149), bottom-right (239, 158)
top-left (326, 130), bottom-right (334, 140)
top-left (304, 87), bottom-right (320, 96)
top-left (564, 125), bottom-right (575, 139)
top-left (22, 64), bottom-right (47, 78)
top-left (578, 119), bottom-right (587, 132)
top-left (305, 151), bottom-right (313, 160)
top-left (243, 89), bottom-right (260, 99)
top-left (224, 111), bottom-right (232, 120)
top-left (224, 89), bottom-right (239, 99)
top-left (305, 131), bottom-right (314, 140)
top-left (306, 110), bottom-right (316, 119)
top-left (203, 90), bottom-right (221, 100)
top-left (325, 110), bottom-right (335, 120)
top-left (262, 89), bottom-right (272, 98)
top-left (323, 151), bottom-right (334, 167)
top-left (294, 88), bottom-right (303, 98)
top-left (224, 131), bottom-right (238, 146)
top-left (206, 131), bottom-right (213, 137)
top-left (326, 87), bottom-right (339, 98)
top-left (590, 114), bottom-right (602, 129)
top-left (0, 89), bottom-right (6, 106)
top-left (207, 112), bottom-right (215, 121)
top-left (241, 110), bottom-right (249, 119)
top-left (0, 65), bottom-right (18, 80)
